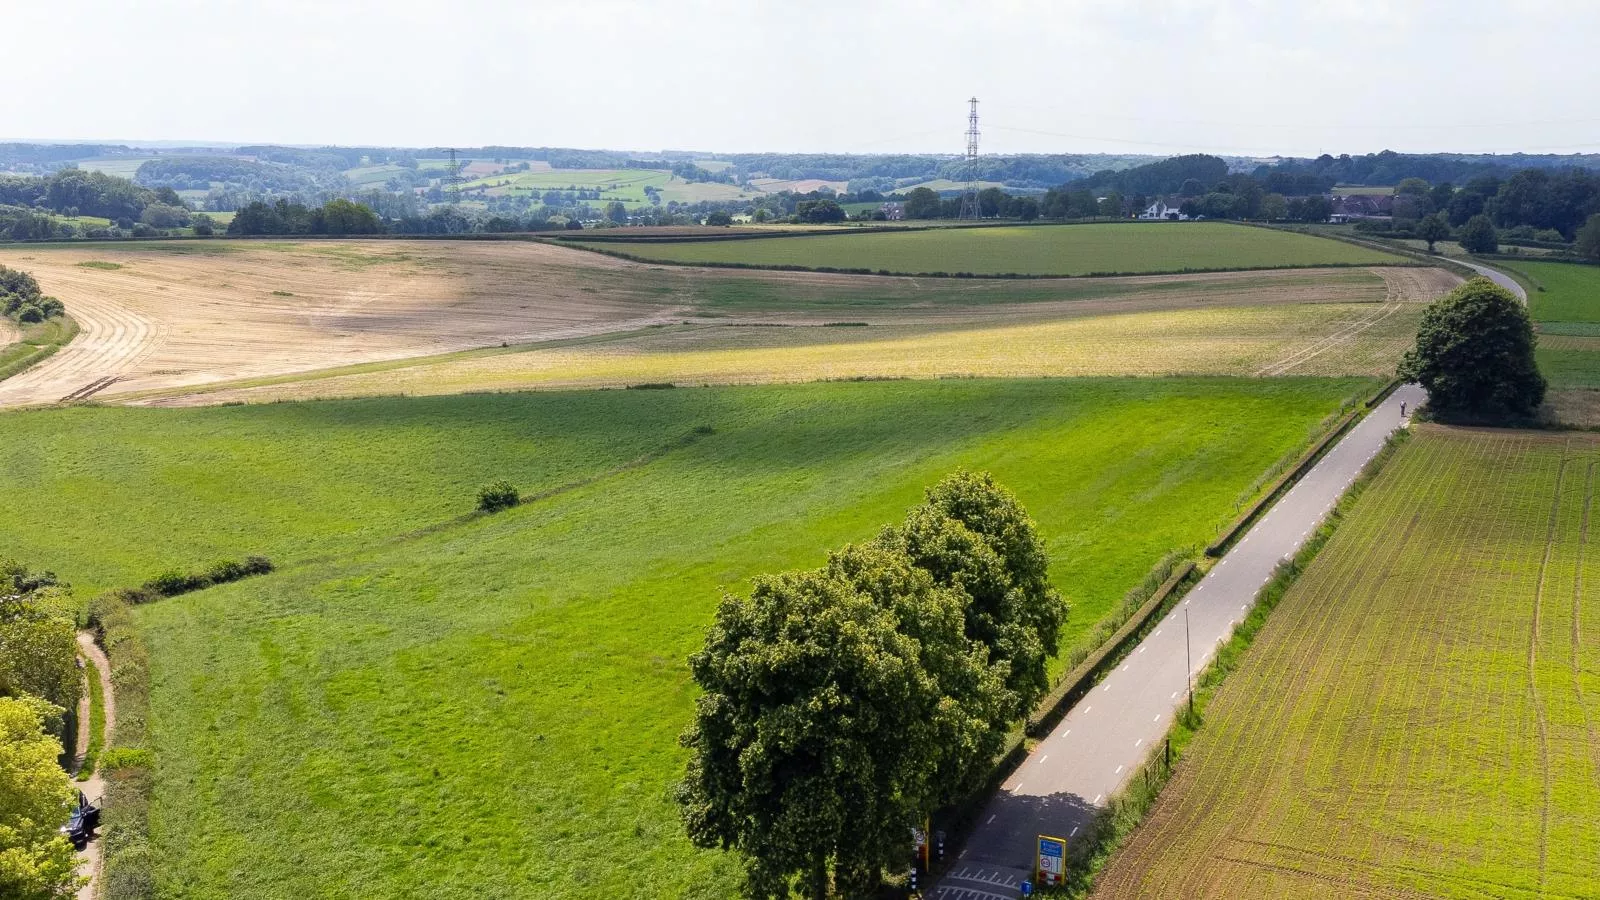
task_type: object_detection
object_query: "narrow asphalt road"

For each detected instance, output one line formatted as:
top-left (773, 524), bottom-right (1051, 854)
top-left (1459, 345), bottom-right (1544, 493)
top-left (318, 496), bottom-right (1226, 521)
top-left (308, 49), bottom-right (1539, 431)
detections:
top-left (1455, 257), bottom-right (1528, 302)
top-left (934, 384), bottom-right (1425, 899)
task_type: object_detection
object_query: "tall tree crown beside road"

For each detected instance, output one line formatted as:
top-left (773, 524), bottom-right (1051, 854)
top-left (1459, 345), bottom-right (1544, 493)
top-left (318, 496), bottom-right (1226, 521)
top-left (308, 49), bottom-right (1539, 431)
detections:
top-left (1399, 278), bottom-right (1545, 421)
top-left (677, 472), bottom-right (1064, 898)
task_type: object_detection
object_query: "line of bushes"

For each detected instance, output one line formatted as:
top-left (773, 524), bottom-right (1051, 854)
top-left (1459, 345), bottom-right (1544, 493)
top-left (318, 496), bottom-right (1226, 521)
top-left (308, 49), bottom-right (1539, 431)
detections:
top-left (132, 556), bottom-right (273, 601)
top-left (1044, 426), bottom-right (1410, 896)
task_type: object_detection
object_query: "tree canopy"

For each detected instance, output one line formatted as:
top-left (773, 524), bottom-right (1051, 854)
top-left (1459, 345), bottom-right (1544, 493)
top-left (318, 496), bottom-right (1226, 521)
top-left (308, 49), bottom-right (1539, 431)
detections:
top-left (0, 695), bottom-right (79, 900)
top-left (1576, 213), bottom-right (1600, 261)
top-left (677, 472), bottom-right (1065, 898)
top-left (1458, 214), bottom-right (1498, 254)
top-left (0, 266), bottom-right (64, 325)
top-left (1399, 278), bottom-right (1546, 421)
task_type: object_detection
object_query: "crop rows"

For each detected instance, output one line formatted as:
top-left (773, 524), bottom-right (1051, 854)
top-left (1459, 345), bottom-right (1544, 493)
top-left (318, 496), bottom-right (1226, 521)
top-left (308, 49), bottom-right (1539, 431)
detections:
top-left (1095, 427), bottom-right (1600, 899)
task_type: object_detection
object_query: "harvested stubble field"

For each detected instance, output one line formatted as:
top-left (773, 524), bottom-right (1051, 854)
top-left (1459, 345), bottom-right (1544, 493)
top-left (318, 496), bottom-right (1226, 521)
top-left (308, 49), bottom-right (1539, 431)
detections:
top-left (147, 266), bottom-right (1455, 406)
top-left (0, 240), bottom-right (690, 406)
top-left (1095, 426), bottom-right (1600, 900)
top-left (0, 378), bottom-right (1369, 898)
top-left (566, 222), bottom-right (1409, 276)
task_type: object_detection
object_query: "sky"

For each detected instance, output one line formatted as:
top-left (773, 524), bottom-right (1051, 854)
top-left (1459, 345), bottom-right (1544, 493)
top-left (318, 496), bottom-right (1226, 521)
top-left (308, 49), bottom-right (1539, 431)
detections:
top-left (5, 0), bottom-right (1599, 159)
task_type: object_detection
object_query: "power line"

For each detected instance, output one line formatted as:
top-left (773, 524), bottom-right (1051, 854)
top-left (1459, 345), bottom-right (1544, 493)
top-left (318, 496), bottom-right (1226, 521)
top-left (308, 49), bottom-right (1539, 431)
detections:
top-left (442, 147), bottom-right (465, 204)
top-left (958, 97), bottom-right (982, 220)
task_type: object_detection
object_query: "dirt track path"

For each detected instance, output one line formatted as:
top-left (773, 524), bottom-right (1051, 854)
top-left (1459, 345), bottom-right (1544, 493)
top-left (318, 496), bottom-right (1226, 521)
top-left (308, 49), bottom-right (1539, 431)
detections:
top-left (73, 632), bottom-right (116, 900)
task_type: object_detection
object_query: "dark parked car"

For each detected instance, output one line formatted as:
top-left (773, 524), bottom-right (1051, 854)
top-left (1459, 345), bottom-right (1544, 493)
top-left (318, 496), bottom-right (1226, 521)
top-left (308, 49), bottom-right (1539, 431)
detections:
top-left (62, 792), bottom-right (101, 849)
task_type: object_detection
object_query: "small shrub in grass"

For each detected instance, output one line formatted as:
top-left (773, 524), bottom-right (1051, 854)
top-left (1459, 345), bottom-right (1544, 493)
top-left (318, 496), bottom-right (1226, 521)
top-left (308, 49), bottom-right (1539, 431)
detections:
top-left (477, 480), bottom-right (520, 512)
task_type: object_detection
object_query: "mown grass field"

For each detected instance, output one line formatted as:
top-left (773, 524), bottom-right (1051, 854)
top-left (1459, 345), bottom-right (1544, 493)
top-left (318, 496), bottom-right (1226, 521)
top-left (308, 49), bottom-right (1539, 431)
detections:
top-left (1095, 426), bottom-right (1600, 899)
top-left (1523, 260), bottom-right (1600, 325)
top-left (0, 378), bottom-right (1368, 898)
top-left (1511, 261), bottom-right (1600, 420)
top-left (567, 222), bottom-right (1408, 276)
top-left (463, 167), bottom-right (751, 207)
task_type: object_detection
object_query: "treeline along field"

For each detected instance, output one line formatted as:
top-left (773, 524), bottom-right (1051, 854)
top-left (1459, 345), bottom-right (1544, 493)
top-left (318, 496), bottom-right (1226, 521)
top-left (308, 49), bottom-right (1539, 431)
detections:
top-left (0, 378), bottom-right (1368, 897)
top-left (566, 222), bottom-right (1407, 277)
top-left (1094, 426), bottom-right (1600, 899)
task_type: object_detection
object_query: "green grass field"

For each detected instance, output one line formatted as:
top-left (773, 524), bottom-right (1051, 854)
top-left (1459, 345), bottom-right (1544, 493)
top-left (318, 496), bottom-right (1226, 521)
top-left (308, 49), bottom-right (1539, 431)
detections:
top-left (1521, 260), bottom-right (1600, 324)
top-left (461, 167), bottom-right (751, 207)
top-left (0, 378), bottom-right (1366, 898)
top-left (1508, 261), bottom-right (1600, 397)
top-left (567, 223), bottom-right (1408, 277)
top-left (1095, 426), bottom-right (1600, 899)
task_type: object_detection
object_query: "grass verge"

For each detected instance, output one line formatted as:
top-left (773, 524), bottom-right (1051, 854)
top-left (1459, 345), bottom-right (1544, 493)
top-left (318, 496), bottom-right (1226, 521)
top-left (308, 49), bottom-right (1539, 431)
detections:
top-left (0, 313), bottom-right (78, 382)
top-left (76, 652), bottom-right (106, 782)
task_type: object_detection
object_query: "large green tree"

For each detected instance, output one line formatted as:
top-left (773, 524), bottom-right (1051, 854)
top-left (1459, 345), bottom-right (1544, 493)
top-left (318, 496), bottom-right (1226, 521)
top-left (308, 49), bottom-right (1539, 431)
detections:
top-left (877, 471), bottom-right (1066, 721)
top-left (1417, 213), bottom-right (1451, 253)
top-left (0, 561), bottom-right (79, 714)
top-left (0, 696), bottom-right (79, 900)
top-left (678, 473), bottom-right (1064, 898)
top-left (1398, 277), bottom-right (1546, 420)
top-left (1458, 213), bottom-right (1498, 254)
top-left (677, 561), bottom-right (972, 898)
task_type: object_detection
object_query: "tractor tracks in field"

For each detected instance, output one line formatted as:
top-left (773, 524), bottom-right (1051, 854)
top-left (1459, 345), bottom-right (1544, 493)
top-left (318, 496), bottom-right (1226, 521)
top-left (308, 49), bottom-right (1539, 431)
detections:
top-left (1572, 462), bottom-right (1600, 793)
top-left (1528, 446), bottom-right (1571, 894)
top-left (1254, 300), bottom-right (1405, 377)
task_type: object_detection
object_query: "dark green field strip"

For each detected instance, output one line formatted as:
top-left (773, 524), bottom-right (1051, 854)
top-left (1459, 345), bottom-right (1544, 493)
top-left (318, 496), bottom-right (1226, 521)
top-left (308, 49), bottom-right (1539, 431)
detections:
top-left (565, 223), bottom-right (1407, 278)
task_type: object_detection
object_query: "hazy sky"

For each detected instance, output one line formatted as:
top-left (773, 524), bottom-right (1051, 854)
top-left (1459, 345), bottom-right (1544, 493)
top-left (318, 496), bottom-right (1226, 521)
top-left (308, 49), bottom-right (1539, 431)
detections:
top-left (6, 0), bottom-right (1598, 158)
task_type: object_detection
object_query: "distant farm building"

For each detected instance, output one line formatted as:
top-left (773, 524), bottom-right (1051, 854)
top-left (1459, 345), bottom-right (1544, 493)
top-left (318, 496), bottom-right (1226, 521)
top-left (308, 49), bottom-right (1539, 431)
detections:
top-left (1328, 194), bottom-right (1394, 223)
top-left (1139, 199), bottom-right (1189, 221)
top-left (880, 201), bottom-right (905, 221)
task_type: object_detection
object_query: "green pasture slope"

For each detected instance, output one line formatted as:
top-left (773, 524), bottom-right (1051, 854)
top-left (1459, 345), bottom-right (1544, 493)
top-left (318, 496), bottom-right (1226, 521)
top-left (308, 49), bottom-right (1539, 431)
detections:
top-left (567, 222), bottom-right (1407, 277)
top-left (1513, 261), bottom-right (1600, 389)
top-left (0, 378), bottom-right (1368, 898)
